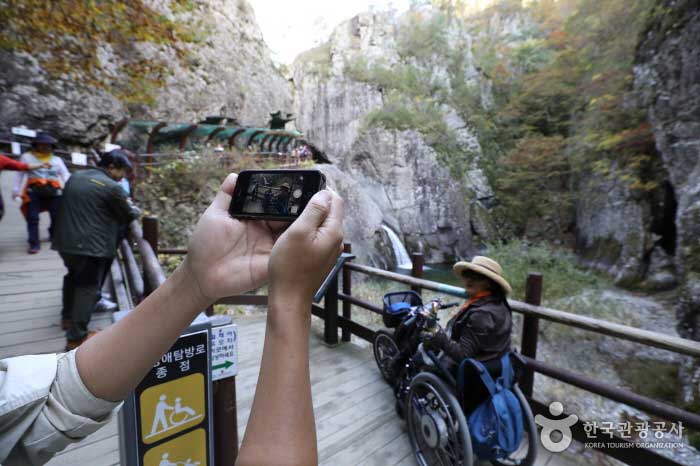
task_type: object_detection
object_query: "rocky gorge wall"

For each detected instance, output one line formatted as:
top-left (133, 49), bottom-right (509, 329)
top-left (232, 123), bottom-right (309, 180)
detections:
top-left (633, 0), bottom-right (700, 341)
top-left (0, 0), bottom-right (291, 146)
top-left (292, 11), bottom-right (498, 267)
top-left (575, 0), bottom-right (700, 341)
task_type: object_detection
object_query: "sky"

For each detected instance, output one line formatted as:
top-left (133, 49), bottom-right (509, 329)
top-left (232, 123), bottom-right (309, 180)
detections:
top-left (248, 0), bottom-right (412, 65)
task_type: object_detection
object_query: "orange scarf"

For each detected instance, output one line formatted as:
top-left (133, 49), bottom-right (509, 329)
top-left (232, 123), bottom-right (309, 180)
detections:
top-left (458, 290), bottom-right (492, 314)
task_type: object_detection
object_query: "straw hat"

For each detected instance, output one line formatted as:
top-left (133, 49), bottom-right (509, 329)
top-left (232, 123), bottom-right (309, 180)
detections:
top-left (453, 256), bottom-right (512, 296)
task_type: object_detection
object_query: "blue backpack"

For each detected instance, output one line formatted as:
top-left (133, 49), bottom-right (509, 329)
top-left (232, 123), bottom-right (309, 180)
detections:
top-left (458, 353), bottom-right (524, 461)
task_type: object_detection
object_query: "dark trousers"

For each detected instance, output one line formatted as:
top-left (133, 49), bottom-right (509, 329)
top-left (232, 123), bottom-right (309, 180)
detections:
top-left (60, 253), bottom-right (112, 341)
top-left (27, 193), bottom-right (61, 249)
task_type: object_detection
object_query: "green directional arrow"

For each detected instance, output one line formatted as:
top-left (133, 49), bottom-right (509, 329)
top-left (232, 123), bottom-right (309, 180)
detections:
top-left (213, 360), bottom-right (234, 370)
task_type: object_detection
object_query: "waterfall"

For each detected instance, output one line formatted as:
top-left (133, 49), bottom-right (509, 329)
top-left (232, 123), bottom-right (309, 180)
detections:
top-left (381, 225), bottom-right (413, 269)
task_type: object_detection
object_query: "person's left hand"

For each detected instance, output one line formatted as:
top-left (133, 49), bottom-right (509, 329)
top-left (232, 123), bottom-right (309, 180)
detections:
top-left (183, 173), bottom-right (287, 304)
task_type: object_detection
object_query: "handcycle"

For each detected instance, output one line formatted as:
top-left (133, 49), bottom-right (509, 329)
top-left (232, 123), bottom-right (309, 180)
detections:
top-left (373, 291), bottom-right (538, 466)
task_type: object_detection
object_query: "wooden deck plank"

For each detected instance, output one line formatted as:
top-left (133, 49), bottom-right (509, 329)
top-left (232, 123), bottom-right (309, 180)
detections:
top-left (361, 427), bottom-right (414, 466)
top-left (0, 304), bottom-right (62, 318)
top-left (0, 289), bottom-right (62, 306)
top-left (318, 403), bottom-right (397, 461)
top-left (0, 315), bottom-right (111, 347)
top-left (320, 409), bottom-right (404, 466)
top-left (236, 349), bottom-right (386, 429)
top-left (0, 336), bottom-right (66, 358)
top-left (394, 452), bottom-right (419, 466)
top-left (315, 385), bottom-right (396, 442)
top-left (234, 343), bottom-right (366, 397)
top-left (0, 316), bottom-right (64, 334)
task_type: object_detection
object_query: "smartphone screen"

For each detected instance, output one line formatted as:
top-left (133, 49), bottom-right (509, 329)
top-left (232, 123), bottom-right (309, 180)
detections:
top-left (229, 169), bottom-right (326, 221)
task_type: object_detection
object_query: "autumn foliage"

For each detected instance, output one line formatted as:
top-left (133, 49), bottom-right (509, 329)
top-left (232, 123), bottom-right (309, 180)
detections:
top-left (482, 0), bottom-right (659, 237)
top-left (0, 0), bottom-right (198, 104)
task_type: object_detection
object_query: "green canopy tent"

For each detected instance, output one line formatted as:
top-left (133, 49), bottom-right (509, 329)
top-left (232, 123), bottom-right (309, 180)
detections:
top-left (110, 119), bottom-right (305, 155)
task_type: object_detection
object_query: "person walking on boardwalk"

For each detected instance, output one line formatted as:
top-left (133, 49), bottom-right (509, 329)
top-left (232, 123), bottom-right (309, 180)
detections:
top-left (11, 133), bottom-right (70, 254)
top-left (52, 149), bottom-right (140, 350)
top-left (0, 153), bottom-right (49, 222)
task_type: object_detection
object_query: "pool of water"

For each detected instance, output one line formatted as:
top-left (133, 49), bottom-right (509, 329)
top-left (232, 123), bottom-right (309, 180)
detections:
top-left (393, 262), bottom-right (463, 288)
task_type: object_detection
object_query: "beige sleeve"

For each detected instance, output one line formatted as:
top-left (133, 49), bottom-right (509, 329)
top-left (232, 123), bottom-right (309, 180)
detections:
top-left (3, 351), bottom-right (122, 466)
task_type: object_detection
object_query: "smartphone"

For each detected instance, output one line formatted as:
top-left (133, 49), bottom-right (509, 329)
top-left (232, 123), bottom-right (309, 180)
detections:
top-left (229, 169), bottom-right (327, 221)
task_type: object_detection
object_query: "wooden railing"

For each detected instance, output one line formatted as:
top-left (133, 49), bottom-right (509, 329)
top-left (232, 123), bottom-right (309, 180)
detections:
top-left (139, 216), bottom-right (700, 466)
top-left (321, 249), bottom-right (700, 466)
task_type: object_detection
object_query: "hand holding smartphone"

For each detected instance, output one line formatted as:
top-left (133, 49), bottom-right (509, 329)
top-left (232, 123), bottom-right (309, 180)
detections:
top-left (229, 169), bottom-right (327, 222)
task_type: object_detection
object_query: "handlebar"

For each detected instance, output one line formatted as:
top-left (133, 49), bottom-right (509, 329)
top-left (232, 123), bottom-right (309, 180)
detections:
top-left (439, 302), bottom-right (459, 309)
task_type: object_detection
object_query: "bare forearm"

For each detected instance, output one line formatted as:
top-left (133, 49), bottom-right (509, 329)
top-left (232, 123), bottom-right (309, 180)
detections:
top-left (75, 262), bottom-right (209, 401)
top-left (237, 289), bottom-right (317, 466)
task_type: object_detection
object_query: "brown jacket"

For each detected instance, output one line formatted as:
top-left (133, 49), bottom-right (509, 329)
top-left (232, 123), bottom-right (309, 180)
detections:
top-left (427, 295), bottom-right (512, 363)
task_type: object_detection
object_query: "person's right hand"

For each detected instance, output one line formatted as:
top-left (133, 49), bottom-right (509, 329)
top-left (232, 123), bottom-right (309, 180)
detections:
top-left (269, 189), bottom-right (344, 302)
top-left (183, 173), bottom-right (287, 305)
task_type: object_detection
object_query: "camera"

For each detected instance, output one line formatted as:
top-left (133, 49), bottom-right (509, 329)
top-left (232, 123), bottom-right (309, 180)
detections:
top-left (228, 169), bottom-right (326, 222)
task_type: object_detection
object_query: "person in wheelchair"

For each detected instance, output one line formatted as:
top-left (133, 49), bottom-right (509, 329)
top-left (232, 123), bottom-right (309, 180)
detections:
top-left (420, 256), bottom-right (512, 377)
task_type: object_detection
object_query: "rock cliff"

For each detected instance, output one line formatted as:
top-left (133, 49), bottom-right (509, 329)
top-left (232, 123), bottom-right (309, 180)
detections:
top-left (0, 0), bottom-right (291, 146)
top-left (292, 11), bottom-right (497, 266)
top-left (633, 0), bottom-right (700, 340)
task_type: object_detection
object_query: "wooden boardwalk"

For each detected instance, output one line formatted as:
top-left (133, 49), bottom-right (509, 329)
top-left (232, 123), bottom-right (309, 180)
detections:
top-left (0, 172), bottom-right (580, 466)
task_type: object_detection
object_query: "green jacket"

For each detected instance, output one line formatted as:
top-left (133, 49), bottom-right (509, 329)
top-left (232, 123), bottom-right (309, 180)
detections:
top-left (52, 168), bottom-right (139, 258)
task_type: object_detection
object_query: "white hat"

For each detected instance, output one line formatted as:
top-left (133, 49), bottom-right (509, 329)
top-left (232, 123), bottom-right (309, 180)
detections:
top-left (453, 256), bottom-right (512, 296)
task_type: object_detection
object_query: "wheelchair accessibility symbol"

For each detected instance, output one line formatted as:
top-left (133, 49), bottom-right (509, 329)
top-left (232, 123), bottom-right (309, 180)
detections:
top-left (147, 394), bottom-right (203, 439)
top-left (140, 373), bottom-right (206, 444)
top-left (534, 401), bottom-right (578, 453)
top-left (156, 452), bottom-right (200, 466)
top-left (143, 428), bottom-right (207, 466)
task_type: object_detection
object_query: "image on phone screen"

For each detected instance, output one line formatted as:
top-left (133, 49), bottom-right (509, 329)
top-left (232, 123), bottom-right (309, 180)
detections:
top-left (242, 172), bottom-right (307, 216)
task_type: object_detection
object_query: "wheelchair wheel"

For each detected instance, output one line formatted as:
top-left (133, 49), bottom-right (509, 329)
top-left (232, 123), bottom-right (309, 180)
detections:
top-left (407, 372), bottom-right (473, 466)
top-left (373, 330), bottom-right (400, 383)
top-left (490, 384), bottom-right (538, 466)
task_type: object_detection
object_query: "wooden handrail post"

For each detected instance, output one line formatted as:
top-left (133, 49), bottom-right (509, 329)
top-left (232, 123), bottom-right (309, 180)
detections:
top-left (411, 252), bottom-right (424, 295)
top-left (521, 272), bottom-right (543, 398)
top-left (142, 216), bottom-right (159, 254)
top-left (324, 273), bottom-right (339, 345)
top-left (213, 376), bottom-right (238, 466)
top-left (342, 243), bottom-right (352, 342)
